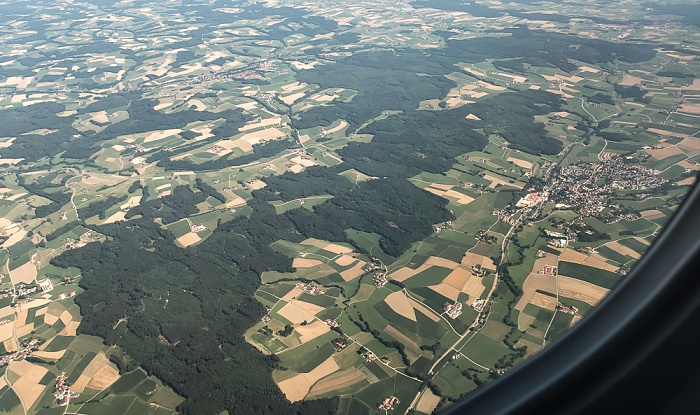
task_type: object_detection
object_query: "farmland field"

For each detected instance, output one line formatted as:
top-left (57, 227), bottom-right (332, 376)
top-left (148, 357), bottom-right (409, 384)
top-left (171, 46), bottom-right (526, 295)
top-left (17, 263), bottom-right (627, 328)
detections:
top-left (0, 0), bottom-right (695, 414)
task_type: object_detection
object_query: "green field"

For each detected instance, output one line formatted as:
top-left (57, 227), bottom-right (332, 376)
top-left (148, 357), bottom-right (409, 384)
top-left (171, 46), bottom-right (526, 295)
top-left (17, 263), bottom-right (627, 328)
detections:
top-left (558, 261), bottom-right (621, 289)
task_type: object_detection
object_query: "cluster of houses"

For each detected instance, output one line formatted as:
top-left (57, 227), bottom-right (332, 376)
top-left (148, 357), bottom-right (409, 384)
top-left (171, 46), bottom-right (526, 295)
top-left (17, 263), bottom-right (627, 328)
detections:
top-left (434, 220), bottom-right (453, 234)
top-left (57, 290), bottom-right (77, 300)
top-left (469, 265), bottom-right (486, 278)
top-left (471, 298), bottom-right (487, 313)
top-left (190, 224), bottom-right (206, 233)
top-left (0, 338), bottom-right (43, 368)
top-left (539, 265), bottom-right (558, 276)
top-left (557, 303), bottom-right (579, 315)
top-left (206, 145), bottom-right (223, 154)
top-left (444, 302), bottom-right (463, 319)
top-left (54, 372), bottom-right (79, 406)
top-left (15, 282), bottom-right (38, 298)
top-left (296, 283), bottom-right (325, 296)
top-left (373, 273), bottom-right (387, 288)
top-left (379, 396), bottom-right (401, 411)
top-left (515, 192), bottom-right (542, 209)
top-left (362, 350), bottom-right (376, 362)
top-left (476, 230), bottom-right (497, 245)
top-left (493, 207), bottom-right (518, 225)
top-left (331, 337), bottom-right (347, 352)
top-left (324, 319), bottom-right (341, 328)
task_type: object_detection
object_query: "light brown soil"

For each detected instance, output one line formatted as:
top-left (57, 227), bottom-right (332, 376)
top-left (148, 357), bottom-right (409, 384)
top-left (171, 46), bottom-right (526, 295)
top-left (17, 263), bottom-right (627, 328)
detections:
top-left (8, 359), bottom-right (48, 409)
top-left (507, 157), bottom-right (533, 169)
top-left (515, 273), bottom-right (557, 312)
top-left (307, 368), bottom-right (365, 398)
top-left (416, 388), bottom-right (442, 414)
top-left (292, 258), bottom-right (323, 268)
top-left (340, 262), bottom-right (365, 281)
top-left (294, 320), bottom-right (330, 344)
top-left (558, 276), bottom-right (609, 306)
top-left (429, 283), bottom-right (460, 302)
top-left (443, 267), bottom-right (471, 290)
top-left (408, 299), bottom-right (440, 322)
top-left (529, 292), bottom-right (557, 310)
top-left (277, 355), bottom-right (340, 402)
top-left (462, 275), bottom-right (486, 300)
top-left (384, 291), bottom-right (417, 322)
top-left (176, 232), bottom-right (201, 247)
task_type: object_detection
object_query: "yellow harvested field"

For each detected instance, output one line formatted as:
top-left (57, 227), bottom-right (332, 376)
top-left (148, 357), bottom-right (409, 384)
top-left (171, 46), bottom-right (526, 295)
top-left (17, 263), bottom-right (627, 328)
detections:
top-left (606, 242), bottom-right (642, 260)
top-left (295, 320), bottom-right (331, 344)
top-left (507, 157), bottom-right (533, 169)
top-left (307, 368), bottom-right (365, 398)
top-left (277, 355), bottom-right (340, 402)
top-left (282, 287), bottom-right (302, 301)
top-left (87, 364), bottom-right (120, 390)
top-left (8, 359), bottom-right (48, 409)
top-left (340, 262), bottom-right (365, 281)
top-left (334, 255), bottom-right (355, 266)
top-left (444, 189), bottom-right (474, 205)
top-left (280, 92), bottom-right (305, 105)
top-left (247, 179), bottom-right (267, 190)
top-left (408, 299), bottom-right (440, 322)
top-left (10, 260), bottom-right (37, 285)
top-left (461, 252), bottom-right (496, 270)
top-left (443, 267), bottom-right (471, 290)
top-left (462, 275), bottom-right (486, 300)
top-left (416, 389), bottom-right (442, 414)
top-left (384, 291), bottom-right (417, 322)
top-left (61, 320), bottom-right (81, 336)
top-left (641, 209), bottom-right (664, 218)
top-left (646, 145), bottom-right (685, 160)
top-left (292, 258), bottom-right (323, 268)
top-left (278, 300), bottom-right (326, 323)
top-left (515, 273), bottom-right (557, 312)
top-left (31, 350), bottom-right (66, 360)
top-left (239, 117), bottom-right (283, 132)
top-left (16, 322), bottom-right (34, 338)
top-left (325, 243), bottom-right (353, 254)
top-left (581, 253), bottom-right (619, 272)
top-left (429, 283), bottom-right (460, 302)
top-left (143, 129), bottom-right (181, 143)
top-left (71, 352), bottom-right (112, 393)
top-left (529, 292), bottom-right (557, 310)
top-left (0, 323), bottom-right (14, 342)
top-left (484, 174), bottom-right (521, 189)
top-left (326, 121), bottom-right (348, 134)
top-left (103, 211), bottom-right (127, 224)
top-left (678, 176), bottom-right (697, 186)
top-left (558, 276), bottom-right (609, 306)
top-left (176, 232), bottom-right (201, 247)
top-left (560, 248), bottom-right (588, 263)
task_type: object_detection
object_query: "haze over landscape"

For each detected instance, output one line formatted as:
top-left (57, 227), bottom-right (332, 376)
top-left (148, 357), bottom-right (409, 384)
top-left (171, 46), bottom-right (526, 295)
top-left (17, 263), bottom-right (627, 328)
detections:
top-left (0, 0), bottom-right (698, 414)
